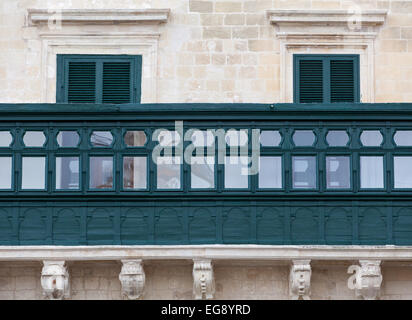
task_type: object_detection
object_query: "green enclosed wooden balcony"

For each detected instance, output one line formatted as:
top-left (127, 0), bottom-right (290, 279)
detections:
top-left (1, 103), bottom-right (412, 245)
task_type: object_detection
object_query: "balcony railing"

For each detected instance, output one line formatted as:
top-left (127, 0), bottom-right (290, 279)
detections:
top-left (1, 103), bottom-right (412, 245)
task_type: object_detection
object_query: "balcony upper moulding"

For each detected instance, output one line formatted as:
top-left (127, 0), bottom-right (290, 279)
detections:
top-left (27, 9), bottom-right (170, 26)
top-left (267, 9), bottom-right (388, 39)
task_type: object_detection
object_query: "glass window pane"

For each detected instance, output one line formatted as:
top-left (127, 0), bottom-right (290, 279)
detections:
top-left (158, 130), bottom-right (180, 147)
top-left (0, 132), bottom-right (12, 147)
top-left (292, 156), bottom-right (316, 189)
top-left (191, 156), bottom-right (215, 189)
top-left (224, 156), bottom-right (249, 189)
top-left (89, 156), bottom-right (113, 189)
top-left (326, 131), bottom-right (349, 147)
top-left (156, 156), bottom-right (181, 189)
top-left (23, 131), bottom-right (46, 147)
top-left (360, 156), bottom-right (384, 189)
top-left (394, 156), bottom-right (412, 188)
top-left (360, 130), bottom-right (383, 147)
top-left (124, 131), bottom-right (147, 147)
top-left (259, 156), bottom-right (282, 189)
top-left (57, 131), bottom-right (79, 148)
top-left (56, 157), bottom-right (79, 190)
top-left (394, 131), bottom-right (412, 147)
top-left (0, 157), bottom-right (12, 189)
top-left (293, 130), bottom-right (315, 147)
top-left (191, 130), bottom-right (214, 147)
top-left (225, 130), bottom-right (248, 146)
top-left (91, 131), bottom-right (113, 147)
top-left (260, 131), bottom-right (281, 147)
top-left (326, 156), bottom-right (350, 189)
top-left (22, 157), bottom-right (45, 189)
top-left (123, 157), bottom-right (147, 190)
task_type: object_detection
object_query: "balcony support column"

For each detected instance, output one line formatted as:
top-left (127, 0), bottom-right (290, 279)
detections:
top-left (193, 259), bottom-right (215, 300)
top-left (119, 259), bottom-right (145, 300)
top-left (289, 259), bottom-right (311, 300)
top-left (41, 260), bottom-right (70, 300)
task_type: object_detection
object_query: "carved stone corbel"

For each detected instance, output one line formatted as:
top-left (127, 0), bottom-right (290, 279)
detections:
top-left (119, 259), bottom-right (145, 300)
top-left (348, 260), bottom-right (382, 300)
top-left (289, 259), bottom-right (311, 300)
top-left (41, 260), bottom-right (70, 300)
top-left (193, 259), bottom-right (215, 300)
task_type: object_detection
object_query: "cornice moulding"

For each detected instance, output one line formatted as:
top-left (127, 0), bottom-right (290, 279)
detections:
top-left (27, 9), bottom-right (170, 26)
top-left (267, 9), bottom-right (388, 26)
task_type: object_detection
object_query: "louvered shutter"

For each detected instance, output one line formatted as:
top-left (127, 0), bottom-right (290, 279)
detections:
top-left (57, 55), bottom-right (142, 104)
top-left (297, 60), bottom-right (324, 103)
top-left (102, 62), bottom-right (131, 104)
top-left (67, 62), bottom-right (97, 103)
top-left (330, 60), bottom-right (355, 103)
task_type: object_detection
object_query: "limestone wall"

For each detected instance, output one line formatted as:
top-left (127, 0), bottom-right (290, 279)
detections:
top-left (0, 0), bottom-right (412, 104)
top-left (0, 261), bottom-right (412, 299)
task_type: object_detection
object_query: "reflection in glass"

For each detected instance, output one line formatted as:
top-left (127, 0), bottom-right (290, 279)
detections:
top-left (191, 156), bottom-right (214, 189)
top-left (293, 130), bottom-right (315, 147)
top-left (191, 130), bottom-right (215, 147)
top-left (157, 156), bottom-right (181, 189)
top-left (394, 156), bottom-right (412, 188)
top-left (22, 157), bottom-right (45, 189)
top-left (326, 156), bottom-right (350, 189)
top-left (123, 157), bottom-right (147, 190)
top-left (0, 157), bottom-right (12, 189)
top-left (57, 131), bottom-right (80, 148)
top-left (224, 156), bottom-right (249, 189)
top-left (0, 132), bottom-right (12, 147)
top-left (56, 157), bottom-right (79, 190)
top-left (23, 131), bottom-right (46, 147)
top-left (91, 131), bottom-right (113, 147)
top-left (260, 131), bottom-right (281, 147)
top-left (89, 157), bottom-right (113, 189)
top-left (124, 131), bottom-right (147, 147)
top-left (326, 131), bottom-right (349, 147)
top-left (394, 131), bottom-right (412, 147)
top-left (225, 130), bottom-right (248, 146)
top-left (292, 156), bottom-right (316, 189)
top-left (258, 156), bottom-right (282, 189)
top-left (360, 156), bottom-right (384, 189)
top-left (360, 130), bottom-right (383, 147)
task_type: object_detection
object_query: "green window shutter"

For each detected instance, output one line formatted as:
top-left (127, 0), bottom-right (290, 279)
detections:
top-left (297, 60), bottom-right (324, 104)
top-left (57, 55), bottom-right (142, 104)
top-left (67, 62), bottom-right (97, 103)
top-left (294, 54), bottom-right (360, 104)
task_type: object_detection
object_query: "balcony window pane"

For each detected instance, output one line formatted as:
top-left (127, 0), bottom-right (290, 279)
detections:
top-left (394, 131), bottom-right (412, 147)
top-left (225, 130), bottom-right (248, 147)
top-left (191, 130), bottom-right (214, 147)
top-left (260, 131), bottom-right (281, 147)
top-left (0, 157), bottom-right (12, 189)
top-left (91, 131), bottom-right (113, 147)
top-left (23, 131), bottom-right (45, 147)
top-left (57, 131), bottom-right (79, 148)
top-left (56, 157), bottom-right (79, 190)
top-left (22, 157), bottom-right (45, 189)
top-left (224, 156), bottom-right (249, 189)
top-left (259, 156), bottom-right (282, 189)
top-left (360, 156), bottom-right (384, 189)
top-left (89, 156), bottom-right (113, 189)
top-left (157, 156), bottom-right (181, 189)
top-left (158, 130), bottom-right (180, 147)
top-left (293, 130), bottom-right (315, 147)
top-left (0, 132), bottom-right (12, 147)
top-left (292, 156), bottom-right (316, 189)
top-left (326, 131), bottom-right (349, 147)
top-left (124, 131), bottom-right (146, 147)
top-left (394, 156), bottom-right (412, 189)
top-left (191, 156), bottom-right (215, 189)
top-left (123, 157), bottom-right (147, 190)
top-left (360, 130), bottom-right (383, 147)
top-left (326, 156), bottom-right (350, 189)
